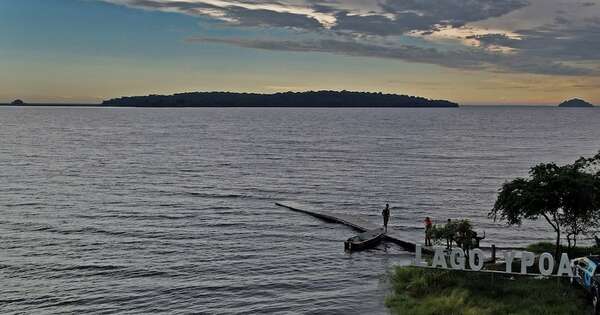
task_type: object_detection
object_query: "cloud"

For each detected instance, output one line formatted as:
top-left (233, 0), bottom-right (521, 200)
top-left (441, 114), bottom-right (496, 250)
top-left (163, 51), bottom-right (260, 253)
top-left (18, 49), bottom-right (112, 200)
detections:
top-left (102, 0), bottom-right (336, 27)
top-left (470, 21), bottom-right (600, 61)
top-left (187, 36), bottom-right (597, 76)
top-left (103, 0), bottom-right (528, 33)
top-left (379, 0), bottom-right (529, 28)
top-left (325, 0), bottom-right (529, 36)
top-left (101, 0), bottom-right (600, 77)
top-left (331, 11), bottom-right (438, 36)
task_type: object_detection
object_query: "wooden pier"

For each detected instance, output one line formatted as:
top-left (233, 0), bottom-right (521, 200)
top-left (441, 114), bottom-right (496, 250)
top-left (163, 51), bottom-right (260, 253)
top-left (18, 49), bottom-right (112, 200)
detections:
top-left (276, 201), bottom-right (433, 254)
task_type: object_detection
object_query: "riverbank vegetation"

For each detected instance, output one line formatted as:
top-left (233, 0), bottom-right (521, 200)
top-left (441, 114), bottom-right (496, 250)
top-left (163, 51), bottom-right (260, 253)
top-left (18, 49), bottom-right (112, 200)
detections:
top-left (490, 151), bottom-right (600, 258)
top-left (386, 266), bottom-right (591, 315)
top-left (385, 153), bottom-right (600, 314)
top-left (527, 241), bottom-right (600, 258)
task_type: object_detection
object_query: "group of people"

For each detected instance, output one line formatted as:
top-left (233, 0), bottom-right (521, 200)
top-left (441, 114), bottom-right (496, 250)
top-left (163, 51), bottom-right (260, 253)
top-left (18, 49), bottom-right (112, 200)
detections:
top-left (423, 217), bottom-right (459, 247)
top-left (380, 204), bottom-right (462, 248)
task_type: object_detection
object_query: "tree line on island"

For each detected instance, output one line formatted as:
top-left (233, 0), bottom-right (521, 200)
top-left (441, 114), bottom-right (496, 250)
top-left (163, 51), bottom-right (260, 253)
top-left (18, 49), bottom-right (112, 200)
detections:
top-left (558, 98), bottom-right (595, 107)
top-left (7, 96), bottom-right (595, 108)
top-left (101, 91), bottom-right (459, 108)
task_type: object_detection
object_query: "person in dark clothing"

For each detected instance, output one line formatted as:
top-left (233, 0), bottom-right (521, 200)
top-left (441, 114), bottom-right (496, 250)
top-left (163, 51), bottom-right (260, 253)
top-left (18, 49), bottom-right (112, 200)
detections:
top-left (446, 218), bottom-right (453, 249)
top-left (382, 204), bottom-right (390, 233)
top-left (424, 217), bottom-right (433, 246)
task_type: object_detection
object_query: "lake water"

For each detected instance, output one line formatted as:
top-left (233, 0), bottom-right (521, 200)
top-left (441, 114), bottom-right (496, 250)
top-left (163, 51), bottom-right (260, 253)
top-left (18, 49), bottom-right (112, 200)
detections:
top-left (1, 106), bottom-right (599, 314)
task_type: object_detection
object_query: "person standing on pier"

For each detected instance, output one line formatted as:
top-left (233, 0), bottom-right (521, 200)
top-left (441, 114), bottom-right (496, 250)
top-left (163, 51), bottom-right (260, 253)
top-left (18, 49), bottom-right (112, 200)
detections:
top-left (446, 219), bottom-right (453, 249)
top-left (382, 204), bottom-right (390, 233)
top-left (424, 217), bottom-right (433, 246)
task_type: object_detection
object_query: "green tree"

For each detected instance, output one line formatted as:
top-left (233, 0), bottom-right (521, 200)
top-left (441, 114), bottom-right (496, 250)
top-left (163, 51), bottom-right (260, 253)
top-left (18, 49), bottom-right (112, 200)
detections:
top-left (490, 152), bottom-right (600, 257)
top-left (429, 220), bottom-right (476, 250)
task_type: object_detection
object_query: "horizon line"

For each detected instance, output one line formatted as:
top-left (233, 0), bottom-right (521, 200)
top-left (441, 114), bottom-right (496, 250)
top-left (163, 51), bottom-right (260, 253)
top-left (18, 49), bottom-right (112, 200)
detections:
top-left (0, 102), bottom-right (581, 107)
top-left (3, 91), bottom-right (595, 107)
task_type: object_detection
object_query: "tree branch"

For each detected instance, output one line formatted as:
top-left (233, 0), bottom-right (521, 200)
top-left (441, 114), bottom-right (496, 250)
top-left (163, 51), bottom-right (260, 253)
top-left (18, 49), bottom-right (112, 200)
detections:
top-left (542, 213), bottom-right (559, 232)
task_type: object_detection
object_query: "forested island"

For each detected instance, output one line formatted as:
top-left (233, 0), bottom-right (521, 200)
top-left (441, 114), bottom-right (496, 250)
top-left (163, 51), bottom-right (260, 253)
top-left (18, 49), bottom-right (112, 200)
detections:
top-left (102, 91), bottom-right (459, 108)
top-left (558, 98), bottom-right (594, 107)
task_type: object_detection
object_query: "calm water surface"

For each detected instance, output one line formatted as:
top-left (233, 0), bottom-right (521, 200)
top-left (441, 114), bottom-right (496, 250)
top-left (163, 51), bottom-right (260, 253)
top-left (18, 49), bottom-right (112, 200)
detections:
top-left (1, 106), bottom-right (600, 314)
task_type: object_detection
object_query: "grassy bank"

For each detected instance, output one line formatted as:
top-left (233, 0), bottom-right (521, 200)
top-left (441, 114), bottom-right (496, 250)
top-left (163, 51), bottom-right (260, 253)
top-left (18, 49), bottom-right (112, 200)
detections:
top-left (386, 266), bottom-right (591, 315)
top-left (526, 242), bottom-right (600, 257)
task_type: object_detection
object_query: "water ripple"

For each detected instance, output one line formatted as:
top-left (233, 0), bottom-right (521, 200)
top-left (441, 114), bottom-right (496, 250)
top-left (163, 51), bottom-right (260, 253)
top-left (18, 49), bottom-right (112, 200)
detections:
top-left (1, 107), bottom-right (599, 314)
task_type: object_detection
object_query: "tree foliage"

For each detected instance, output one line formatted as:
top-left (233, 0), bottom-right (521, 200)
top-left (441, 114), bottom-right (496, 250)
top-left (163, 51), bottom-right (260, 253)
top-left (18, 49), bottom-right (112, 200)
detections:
top-left (490, 151), bottom-right (600, 256)
top-left (430, 220), bottom-right (478, 251)
top-left (101, 91), bottom-right (459, 107)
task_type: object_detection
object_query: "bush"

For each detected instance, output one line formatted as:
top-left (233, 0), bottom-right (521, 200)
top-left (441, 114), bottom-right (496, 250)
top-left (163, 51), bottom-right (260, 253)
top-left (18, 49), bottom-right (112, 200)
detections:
top-left (429, 219), bottom-right (477, 249)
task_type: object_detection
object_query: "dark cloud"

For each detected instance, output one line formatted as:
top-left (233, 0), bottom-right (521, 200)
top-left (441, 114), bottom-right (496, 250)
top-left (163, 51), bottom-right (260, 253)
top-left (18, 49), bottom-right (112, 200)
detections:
top-left (472, 22), bottom-right (600, 61)
top-left (105, 0), bottom-right (600, 77)
top-left (585, 17), bottom-right (600, 25)
top-left (331, 12), bottom-right (439, 36)
top-left (554, 16), bottom-right (571, 25)
top-left (467, 33), bottom-right (518, 47)
top-left (188, 37), bottom-right (596, 76)
top-left (111, 0), bottom-right (529, 34)
top-left (379, 0), bottom-right (529, 28)
top-left (123, 0), bottom-right (213, 13)
top-left (111, 0), bottom-right (323, 30)
top-left (187, 37), bottom-right (480, 69)
top-left (521, 28), bottom-right (600, 60)
top-left (226, 7), bottom-right (322, 29)
top-left (325, 0), bottom-right (529, 36)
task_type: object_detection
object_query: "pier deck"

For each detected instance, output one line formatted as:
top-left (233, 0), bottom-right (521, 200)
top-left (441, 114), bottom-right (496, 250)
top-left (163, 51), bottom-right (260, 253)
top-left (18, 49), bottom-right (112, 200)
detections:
top-left (276, 201), bottom-right (432, 254)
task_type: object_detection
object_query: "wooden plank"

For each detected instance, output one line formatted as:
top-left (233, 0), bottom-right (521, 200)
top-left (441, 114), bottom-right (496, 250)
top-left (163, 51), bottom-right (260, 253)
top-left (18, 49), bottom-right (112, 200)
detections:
top-left (276, 201), bottom-right (432, 254)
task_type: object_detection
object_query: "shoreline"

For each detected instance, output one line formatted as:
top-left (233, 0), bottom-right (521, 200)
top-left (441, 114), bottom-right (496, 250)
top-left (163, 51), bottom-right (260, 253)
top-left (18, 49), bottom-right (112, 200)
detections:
top-left (386, 241), bottom-right (600, 314)
top-left (0, 104), bottom-right (460, 108)
top-left (386, 266), bottom-right (591, 314)
top-left (3, 104), bottom-right (598, 108)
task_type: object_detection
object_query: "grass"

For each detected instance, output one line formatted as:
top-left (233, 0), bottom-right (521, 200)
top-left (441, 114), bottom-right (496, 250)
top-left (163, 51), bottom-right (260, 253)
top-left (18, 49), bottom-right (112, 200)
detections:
top-left (526, 242), bottom-right (600, 257)
top-left (386, 266), bottom-right (592, 315)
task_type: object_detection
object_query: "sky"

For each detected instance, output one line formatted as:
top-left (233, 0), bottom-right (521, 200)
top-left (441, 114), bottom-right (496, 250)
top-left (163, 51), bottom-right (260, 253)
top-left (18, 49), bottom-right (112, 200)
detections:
top-left (1, 0), bottom-right (599, 105)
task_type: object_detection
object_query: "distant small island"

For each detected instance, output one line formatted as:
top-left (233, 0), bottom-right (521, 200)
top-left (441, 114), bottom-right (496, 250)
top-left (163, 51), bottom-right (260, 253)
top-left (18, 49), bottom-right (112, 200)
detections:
top-left (102, 91), bottom-right (459, 108)
top-left (558, 98), bottom-right (594, 107)
top-left (11, 99), bottom-right (25, 105)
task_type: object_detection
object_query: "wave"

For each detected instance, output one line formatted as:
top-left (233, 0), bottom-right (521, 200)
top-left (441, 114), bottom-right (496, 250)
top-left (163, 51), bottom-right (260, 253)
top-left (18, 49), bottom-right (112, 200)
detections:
top-left (57, 265), bottom-right (125, 272)
top-left (3, 202), bottom-right (44, 207)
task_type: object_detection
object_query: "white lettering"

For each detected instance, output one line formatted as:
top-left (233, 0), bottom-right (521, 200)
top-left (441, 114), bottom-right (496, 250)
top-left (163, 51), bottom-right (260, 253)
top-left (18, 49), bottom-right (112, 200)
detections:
top-left (469, 249), bottom-right (484, 271)
top-left (539, 253), bottom-right (555, 276)
top-left (521, 251), bottom-right (535, 274)
top-left (414, 245), bottom-right (426, 266)
top-left (450, 248), bottom-right (465, 269)
top-left (504, 251), bottom-right (516, 273)
top-left (557, 253), bottom-right (574, 277)
top-left (432, 248), bottom-right (448, 268)
top-left (414, 244), bottom-right (571, 277)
